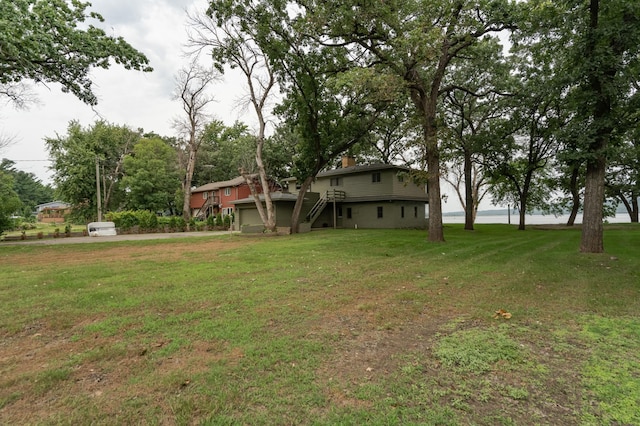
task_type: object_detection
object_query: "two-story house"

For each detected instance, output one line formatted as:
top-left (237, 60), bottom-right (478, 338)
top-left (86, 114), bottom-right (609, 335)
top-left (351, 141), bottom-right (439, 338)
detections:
top-left (307, 161), bottom-right (428, 230)
top-left (232, 158), bottom-right (428, 232)
top-left (190, 176), bottom-right (254, 219)
top-left (190, 175), bottom-right (281, 220)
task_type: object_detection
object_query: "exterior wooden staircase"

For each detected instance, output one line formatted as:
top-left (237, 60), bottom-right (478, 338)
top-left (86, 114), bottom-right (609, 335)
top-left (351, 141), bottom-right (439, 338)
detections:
top-left (306, 189), bottom-right (346, 225)
top-left (194, 196), bottom-right (220, 220)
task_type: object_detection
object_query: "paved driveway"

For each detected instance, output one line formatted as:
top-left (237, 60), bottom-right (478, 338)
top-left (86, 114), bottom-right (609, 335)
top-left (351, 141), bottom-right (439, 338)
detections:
top-left (0, 231), bottom-right (235, 246)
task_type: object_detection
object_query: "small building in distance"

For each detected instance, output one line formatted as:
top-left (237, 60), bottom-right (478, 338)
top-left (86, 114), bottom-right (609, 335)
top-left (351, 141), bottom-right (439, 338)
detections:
top-left (35, 201), bottom-right (72, 223)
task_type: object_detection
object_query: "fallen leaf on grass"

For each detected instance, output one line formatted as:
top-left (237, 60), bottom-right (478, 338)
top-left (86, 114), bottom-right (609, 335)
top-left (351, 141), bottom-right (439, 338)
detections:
top-left (493, 309), bottom-right (512, 319)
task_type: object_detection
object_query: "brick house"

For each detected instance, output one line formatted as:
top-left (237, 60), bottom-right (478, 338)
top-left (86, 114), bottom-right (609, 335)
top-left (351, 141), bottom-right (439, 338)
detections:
top-left (189, 175), bottom-right (279, 219)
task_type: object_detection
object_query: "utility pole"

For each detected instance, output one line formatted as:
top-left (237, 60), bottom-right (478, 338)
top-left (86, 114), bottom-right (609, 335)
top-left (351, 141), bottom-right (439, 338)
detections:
top-left (96, 157), bottom-right (102, 222)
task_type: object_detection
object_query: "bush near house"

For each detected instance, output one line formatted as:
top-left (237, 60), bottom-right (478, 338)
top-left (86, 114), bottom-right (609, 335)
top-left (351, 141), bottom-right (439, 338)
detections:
top-left (105, 210), bottom-right (226, 233)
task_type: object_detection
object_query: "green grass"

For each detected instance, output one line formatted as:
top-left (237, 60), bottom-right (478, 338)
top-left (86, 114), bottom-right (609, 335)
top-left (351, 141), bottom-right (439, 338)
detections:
top-left (2, 222), bottom-right (86, 238)
top-left (0, 224), bottom-right (639, 424)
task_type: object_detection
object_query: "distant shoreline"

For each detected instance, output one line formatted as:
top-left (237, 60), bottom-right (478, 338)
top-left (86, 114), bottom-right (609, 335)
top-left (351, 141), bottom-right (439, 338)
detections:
top-left (442, 213), bottom-right (632, 225)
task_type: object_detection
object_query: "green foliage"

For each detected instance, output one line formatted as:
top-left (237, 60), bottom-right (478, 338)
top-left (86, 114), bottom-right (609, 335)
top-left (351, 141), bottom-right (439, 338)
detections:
top-left (0, 0), bottom-right (152, 105)
top-left (206, 213), bottom-right (216, 228)
top-left (46, 121), bottom-right (142, 222)
top-left (194, 120), bottom-right (254, 184)
top-left (105, 210), bottom-right (163, 232)
top-left (0, 159), bottom-right (54, 212)
top-left (0, 170), bottom-right (22, 235)
top-left (121, 137), bottom-right (182, 214)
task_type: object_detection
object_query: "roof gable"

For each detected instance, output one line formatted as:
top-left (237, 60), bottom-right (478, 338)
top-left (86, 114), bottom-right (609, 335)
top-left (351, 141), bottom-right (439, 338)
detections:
top-left (316, 163), bottom-right (410, 178)
top-left (192, 176), bottom-right (249, 193)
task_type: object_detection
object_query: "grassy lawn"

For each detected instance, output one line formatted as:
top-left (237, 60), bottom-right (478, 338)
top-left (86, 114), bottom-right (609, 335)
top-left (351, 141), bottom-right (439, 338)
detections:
top-left (1, 224), bottom-right (639, 425)
top-left (2, 222), bottom-right (86, 239)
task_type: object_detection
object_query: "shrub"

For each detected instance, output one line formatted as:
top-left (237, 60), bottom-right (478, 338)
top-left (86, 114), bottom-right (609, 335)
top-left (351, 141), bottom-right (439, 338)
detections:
top-left (136, 211), bottom-right (158, 231)
top-left (206, 214), bottom-right (216, 229)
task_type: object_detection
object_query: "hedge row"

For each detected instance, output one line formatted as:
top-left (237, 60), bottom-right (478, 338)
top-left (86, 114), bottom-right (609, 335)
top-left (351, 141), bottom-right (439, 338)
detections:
top-left (105, 210), bottom-right (232, 232)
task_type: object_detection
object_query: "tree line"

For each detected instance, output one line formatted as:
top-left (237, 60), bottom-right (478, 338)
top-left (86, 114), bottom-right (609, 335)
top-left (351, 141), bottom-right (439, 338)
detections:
top-left (1, 0), bottom-right (638, 253)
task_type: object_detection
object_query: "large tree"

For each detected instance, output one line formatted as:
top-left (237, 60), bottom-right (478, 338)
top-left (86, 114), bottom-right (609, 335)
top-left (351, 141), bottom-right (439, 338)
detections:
top-left (516, 0), bottom-right (640, 252)
top-left (200, 0), bottom-right (389, 233)
top-left (606, 128), bottom-right (640, 223)
top-left (46, 121), bottom-right (141, 221)
top-left (440, 38), bottom-right (512, 230)
top-left (172, 61), bottom-right (218, 222)
top-left (310, 0), bottom-right (516, 241)
top-left (0, 159), bottom-right (54, 215)
top-left (121, 137), bottom-right (182, 214)
top-left (0, 170), bottom-right (22, 234)
top-left (189, 6), bottom-right (279, 232)
top-left (0, 0), bottom-right (152, 106)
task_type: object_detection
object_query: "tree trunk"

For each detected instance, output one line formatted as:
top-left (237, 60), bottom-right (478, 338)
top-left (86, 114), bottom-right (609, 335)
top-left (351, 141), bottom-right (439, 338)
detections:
top-left (580, 0), bottom-right (611, 253)
top-left (182, 145), bottom-right (197, 222)
top-left (425, 125), bottom-right (444, 241)
top-left (617, 191), bottom-right (639, 223)
top-left (290, 176), bottom-right (314, 234)
top-left (517, 172), bottom-right (534, 231)
top-left (567, 163), bottom-right (581, 226)
top-left (518, 199), bottom-right (526, 230)
top-left (254, 135), bottom-right (277, 233)
top-left (463, 148), bottom-right (474, 231)
top-left (580, 156), bottom-right (606, 252)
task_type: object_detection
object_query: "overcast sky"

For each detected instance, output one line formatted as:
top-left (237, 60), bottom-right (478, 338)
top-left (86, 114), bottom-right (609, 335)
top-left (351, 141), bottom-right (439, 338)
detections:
top-left (1, 0), bottom-right (252, 185)
top-left (0, 1), bottom-right (493, 214)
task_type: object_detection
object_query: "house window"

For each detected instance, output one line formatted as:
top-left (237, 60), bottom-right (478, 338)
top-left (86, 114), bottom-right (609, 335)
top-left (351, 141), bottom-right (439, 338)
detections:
top-left (222, 207), bottom-right (233, 216)
top-left (330, 177), bottom-right (342, 186)
top-left (377, 206), bottom-right (383, 218)
top-left (224, 188), bottom-right (231, 196)
top-left (401, 206), bottom-right (405, 218)
top-left (414, 206), bottom-right (418, 218)
top-left (337, 206), bottom-right (343, 218)
top-left (347, 208), bottom-right (352, 219)
top-left (398, 174), bottom-right (404, 183)
top-left (202, 192), bottom-right (208, 200)
top-left (372, 172), bottom-right (381, 183)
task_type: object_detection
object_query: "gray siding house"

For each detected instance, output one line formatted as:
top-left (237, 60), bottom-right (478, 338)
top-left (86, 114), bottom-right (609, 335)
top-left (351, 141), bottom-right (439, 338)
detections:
top-left (308, 163), bottom-right (428, 230)
top-left (233, 160), bottom-right (428, 232)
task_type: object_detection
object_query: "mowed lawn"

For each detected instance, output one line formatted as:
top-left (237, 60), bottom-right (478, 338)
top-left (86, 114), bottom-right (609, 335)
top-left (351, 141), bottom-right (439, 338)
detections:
top-left (1, 225), bottom-right (639, 425)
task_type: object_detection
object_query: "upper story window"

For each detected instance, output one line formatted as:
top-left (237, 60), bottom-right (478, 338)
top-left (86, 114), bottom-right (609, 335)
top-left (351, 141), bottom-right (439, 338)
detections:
top-left (372, 172), bottom-right (381, 183)
top-left (202, 192), bottom-right (208, 200)
top-left (330, 177), bottom-right (342, 186)
top-left (224, 188), bottom-right (231, 196)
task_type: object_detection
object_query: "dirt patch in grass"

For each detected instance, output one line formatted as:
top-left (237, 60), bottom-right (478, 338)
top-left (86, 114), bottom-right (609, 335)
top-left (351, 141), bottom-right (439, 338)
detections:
top-left (6, 238), bottom-right (243, 267)
top-left (0, 238), bottom-right (243, 424)
top-left (315, 307), bottom-right (585, 424)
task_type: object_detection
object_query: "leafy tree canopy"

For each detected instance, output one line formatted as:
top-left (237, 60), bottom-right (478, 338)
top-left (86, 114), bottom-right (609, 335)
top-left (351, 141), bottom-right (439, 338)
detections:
top-left (0, 170), bottom-right (22, 234)
top-left (0, 159), bottom-right (54, 214)
top-left (121, 137), bottom-right (182, 214)
top-left (0, 0), bottom-right (152, 106)
top-left (46, 120), bottom-right (142, 221)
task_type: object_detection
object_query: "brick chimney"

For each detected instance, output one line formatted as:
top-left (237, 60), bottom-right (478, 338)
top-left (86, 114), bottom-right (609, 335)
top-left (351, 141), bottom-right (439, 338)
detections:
top-left (341, 156), bottom-right (356, 168)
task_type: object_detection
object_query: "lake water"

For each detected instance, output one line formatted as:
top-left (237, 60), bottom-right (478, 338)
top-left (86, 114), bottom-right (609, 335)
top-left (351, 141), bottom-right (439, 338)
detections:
top-left (443, 213), bottom-right (632, 225)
